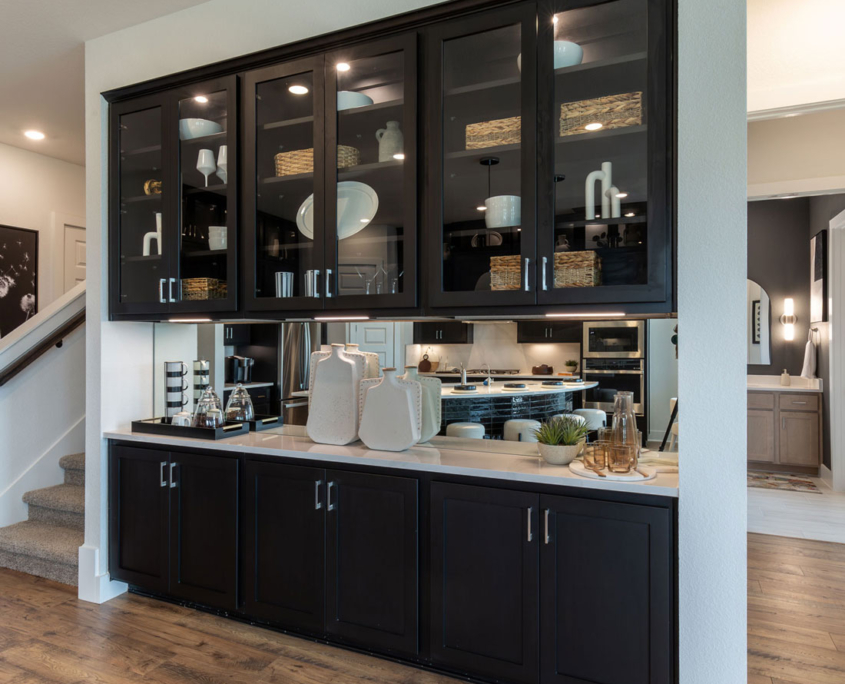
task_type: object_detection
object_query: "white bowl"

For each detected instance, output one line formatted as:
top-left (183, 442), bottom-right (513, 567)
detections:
top-left (337, 91), bottom-right (374, 111)
top-left (484, 195), bottom-right (521, 229)
top-left (179, 118), bottom-right (223, 140)
top-left (554, 40), bottom-right (583, 69)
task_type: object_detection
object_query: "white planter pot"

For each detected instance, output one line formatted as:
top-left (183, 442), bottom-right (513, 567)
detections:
top-left (538, 441), bottom-right (584, 466)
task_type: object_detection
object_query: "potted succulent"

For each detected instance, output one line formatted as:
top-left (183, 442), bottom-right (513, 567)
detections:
top-left (564, 359), bottom-right (579, 374)
top-left (534, 415), bottom-right (590, 465)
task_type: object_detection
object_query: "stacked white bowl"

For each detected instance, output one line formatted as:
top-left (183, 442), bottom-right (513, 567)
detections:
top-left (208, 226), bottom-right (227, 250)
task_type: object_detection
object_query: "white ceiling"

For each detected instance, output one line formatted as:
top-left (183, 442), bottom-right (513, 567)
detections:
top-left (0, 0), bottom-right (211, 166)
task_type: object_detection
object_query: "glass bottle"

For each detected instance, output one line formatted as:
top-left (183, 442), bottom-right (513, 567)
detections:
top-left (611, 391), bottom-right (639, 458)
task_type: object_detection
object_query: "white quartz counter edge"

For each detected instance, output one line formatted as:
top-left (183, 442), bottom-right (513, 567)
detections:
top-left (747, 385), bottom-right (822, 393)
top-left (105, 429), bottom-right (678, 498)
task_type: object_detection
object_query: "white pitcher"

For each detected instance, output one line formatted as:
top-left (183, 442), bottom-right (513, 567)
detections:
top-left (375, 121), bottom-right (403, 162)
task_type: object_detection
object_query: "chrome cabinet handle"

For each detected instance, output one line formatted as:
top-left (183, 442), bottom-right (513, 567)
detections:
top-left (168, 278), bottom-right (177, 303)
top-left (159, 279), bottom-right (166, 304)
top-left (313, 270), bottom-right (321, 298)
top-left (544, 509), bottom-right (550, 544)
top-left (327, 481), bottom-right (336, 511)
top-left (326, 269), bottom-right (333, 298)
top-left (160, 461), bottom-right (167, 488)
top-left (169, 462), bottom-right (177, 488)
top-left (782, 417), bottom-right (786, 430)
top-left (527, 507), bottom-right (533, 542)
top-left (524, 258), bottom-right (531, 291)
top-left (315, 480), bottom-right (323, 509)
top-left (541, 256), bottom-right (548, 291)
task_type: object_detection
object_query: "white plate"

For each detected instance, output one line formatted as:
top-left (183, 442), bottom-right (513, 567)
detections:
top-left (296, 181), bottom-right (379, 240)
top-left (568, 460), bottom-right (657, 482)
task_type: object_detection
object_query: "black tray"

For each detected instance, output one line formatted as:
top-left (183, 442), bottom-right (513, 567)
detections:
top-left (131, 418), bottom-right (249, 440)
top-left (248, 415), bottom-right (283, 432)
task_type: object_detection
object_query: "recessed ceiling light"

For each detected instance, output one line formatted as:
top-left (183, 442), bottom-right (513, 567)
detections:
top-left (194, 95), bottom-right (208, 103)
top-left (393, 153), bottom-right (405, 160)
top-left (24, 130), bottom-right (45, 140)
top-left (336, 62), bottom-right (351, 72)
top-left (289, 85), bottom-right (309, 95)
top-left (625, 212), bottom-right (635, 217)
top-left (477, 206), bottom-right (487, 211)
top-left (584, 122), bottom-right (603, 131)
top-left (615, 192), bottom-right (628, 198)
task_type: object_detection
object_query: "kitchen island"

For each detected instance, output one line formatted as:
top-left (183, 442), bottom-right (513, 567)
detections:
top-left (105, 427), bottom-right (676, 684)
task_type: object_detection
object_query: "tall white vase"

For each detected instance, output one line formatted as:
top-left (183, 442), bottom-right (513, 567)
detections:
top-left (401, 366), bottom-right (442, 442)
top-left (375, 121), bottom-right (404, 162)
top-left (307, 344), bottom-right (366, 445)
top-left (358, 368), bottom-right (422, 452)
top-left (345, 343), bottom-right (380, 378)
top-left (308, 344), bottom-right (377, 408)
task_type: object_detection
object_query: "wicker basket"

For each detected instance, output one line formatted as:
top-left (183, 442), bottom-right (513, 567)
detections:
top-left (489, 255), bottom-right (522, 291)
top-left (554, 251), bottom-right (601, 288)
top-left (466, 116), bottom-right (521, 150)
top-left (181, 278), bottom-right (228, 301)
top-left (560, 92), bottom-right (642, 137)
top-left (274, 145), bottom-right (361, 176)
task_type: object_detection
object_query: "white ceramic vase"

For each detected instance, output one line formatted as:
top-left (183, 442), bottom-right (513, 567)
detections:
top-left (401, 366), bottom-right (441, 442)
top-left (345, 343), bottom-right (380, 378)
top-left (307, 344), bottom-right (366, 445)
top-left (538, 441), bottom-right (585, 466)
top-left (308, 345), bottom-right (375, 408)
top-left (358, 368), bottom-right (422, 452)
top-left (375, 121), bottom-right (404, 162)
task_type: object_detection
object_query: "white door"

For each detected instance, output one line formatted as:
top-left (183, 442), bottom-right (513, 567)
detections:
top-left (63, 225), bottom-right (86, 291)
top-left (348, 322), bottom-right (396, 369)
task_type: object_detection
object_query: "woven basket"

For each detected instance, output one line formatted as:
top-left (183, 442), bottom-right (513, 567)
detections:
top-left (466, 116), bottom-right (521, 150)
top-left (181, 278), bottom-right (227, 301)
top-left (560, 92), bottom-right (642, 137)
top-left (274, 145), bottom-right (361, 176)
top-left (490, 255), bottom-right (522, 291)
top-left (554, 251), bottom-right (601, 288)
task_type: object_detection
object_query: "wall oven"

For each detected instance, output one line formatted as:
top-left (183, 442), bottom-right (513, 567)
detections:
top-left (583, 320), bottom-right (645, 359)
top-left (582, 358), bottom-right (645, 415)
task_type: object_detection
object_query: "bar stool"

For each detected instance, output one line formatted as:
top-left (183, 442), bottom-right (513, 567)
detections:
top-left (573, 408), bottom-right (607, 431)
top-left (446, 422), bottom-right (486, 439)
top-left (503, 419), bottom-right (541, 443)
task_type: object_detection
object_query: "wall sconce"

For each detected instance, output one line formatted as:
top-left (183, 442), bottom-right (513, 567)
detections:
top-left (780, 298), bottom-right (796, 341)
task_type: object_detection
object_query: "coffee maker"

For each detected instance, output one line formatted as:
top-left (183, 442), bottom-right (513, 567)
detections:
top-left (225, 355), bottom-right (254, 384)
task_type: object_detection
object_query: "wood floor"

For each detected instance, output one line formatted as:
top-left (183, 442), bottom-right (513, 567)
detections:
top-left (1, 534), bottom-right (844, 683)
top-left (748, 479), bottom-right (845, 543)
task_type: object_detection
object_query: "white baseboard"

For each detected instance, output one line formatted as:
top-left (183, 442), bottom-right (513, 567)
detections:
top-left (0, 417), bottom-right (85, 527)
top-left (820, 463), bottom-right (834, 490)
top-left (77, 544), bottom-right (127, 604)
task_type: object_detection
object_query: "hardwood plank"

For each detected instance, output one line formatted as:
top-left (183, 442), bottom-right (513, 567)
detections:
top-left (747, 675), bottom-right (772, 684)
top-left (749, 579), bottom-right (763, 595)
top-left (747, 615), bottom-right (836, 650)
top-left (748, 634), bottom-right (845, 684)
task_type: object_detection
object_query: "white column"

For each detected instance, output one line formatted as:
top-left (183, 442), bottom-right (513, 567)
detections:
top-left (677, 0), bottom-right (747, 681)
top-left (826, 209), bottom-right (845, 490)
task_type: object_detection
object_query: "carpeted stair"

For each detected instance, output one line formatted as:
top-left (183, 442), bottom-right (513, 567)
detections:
top-left (0, 453), bottom-right (84, 586)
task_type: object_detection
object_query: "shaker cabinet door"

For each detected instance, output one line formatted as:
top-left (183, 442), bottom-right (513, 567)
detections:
top-left (430, 482), bottom-right (539, 684)
top-left (325, 470), bottom-right (419, 656)
top-left (747, 409), bottom-right (775, 463)
top-left (243, 460), bottom-right (326, 633)
top-left (540, 494), bottom-right (674, 684)
top-left (779, 411), bottom-right (820, 467)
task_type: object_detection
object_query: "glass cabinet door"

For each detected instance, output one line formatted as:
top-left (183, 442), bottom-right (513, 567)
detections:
top-left (172, 77), bottom-right (238, 312)
top-left (111, 94), bottom-right (171, 315)
top-left (428, 4), bottom-right (537, 308)
top-left (244, 58), bottom-right (326, 312)
top-left (538, 0), bottom-right (671, 305)
top-left (324, 35), bottom-right (417, 309)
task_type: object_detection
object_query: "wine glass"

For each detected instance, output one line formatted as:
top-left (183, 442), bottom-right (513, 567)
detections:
top-left (196, 148), bottom-right (216, 187)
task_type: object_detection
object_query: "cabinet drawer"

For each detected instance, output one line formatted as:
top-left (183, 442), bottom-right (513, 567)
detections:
top-left (747, 392), bottom-right (774, 410)
top-left (778, 394), bottom-right (819, 412)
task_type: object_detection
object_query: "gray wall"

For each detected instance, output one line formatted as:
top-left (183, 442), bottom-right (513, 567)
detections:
top-left (809, 194), bottom-right (845, 470)
top-left (747, 198), bottom-right (810, 376)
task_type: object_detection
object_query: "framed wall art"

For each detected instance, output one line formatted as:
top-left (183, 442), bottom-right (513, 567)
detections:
top-left (0, 224), bottom-right (38, 338)
top-left (810, 230), bottom-right (828, 324)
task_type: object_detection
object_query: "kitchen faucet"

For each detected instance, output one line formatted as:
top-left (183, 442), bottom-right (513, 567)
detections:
top-left (482, 362), bottom-right (493, 386)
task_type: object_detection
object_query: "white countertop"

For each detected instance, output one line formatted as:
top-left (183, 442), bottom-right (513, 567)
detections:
top-left (105, 426), bottom-right (678, 498)
top-left (225, 382), bottom-right (275, 390)
top-left (747, 374), bottom-right (822, 393)
top-left (440, 381), bottom-right (597, 399)
top-left (422, 373), bottom-right (581, 380)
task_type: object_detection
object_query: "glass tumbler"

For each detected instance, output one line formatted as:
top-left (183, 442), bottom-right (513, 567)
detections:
top-left (584, 441), bottom-right (609, 470)
top-left (607, 444), bottom-right (637, 474)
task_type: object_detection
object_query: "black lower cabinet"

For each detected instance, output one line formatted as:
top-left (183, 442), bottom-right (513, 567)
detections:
top-left (430, 482), bottom-right (539, 684)
top-left (540, 495), bottom-right (674, 684)
top-left (243, 460), bottom-right (326, 633)
top-left (109, 444), bottom-right (238, 611)
top-left (326, 470), bottom-right (419, 656)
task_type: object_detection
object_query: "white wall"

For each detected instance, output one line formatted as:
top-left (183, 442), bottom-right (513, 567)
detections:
top-left (0, 142), bottom-right (85, 310)
top-left (679, 0), bottom-right (747, 681)
top-left (748, 0), bottom-right (845, 113)
top-left (647, 319), bottom-right (678, 443)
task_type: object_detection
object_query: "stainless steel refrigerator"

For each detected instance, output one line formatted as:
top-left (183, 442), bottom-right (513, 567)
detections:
top-left (280, 321), bottom-right (323, 425)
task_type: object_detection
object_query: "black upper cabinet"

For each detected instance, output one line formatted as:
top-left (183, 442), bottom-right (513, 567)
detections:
top-left (517, 321), bottom-right (581, 343)
top-left (243, 35), bottom-right (418, 315)
top-left (413, 321), bottom-right (473, 345)
top-left (535, 0), bottom-right (672, 306)
top-left (426, 3), bottom-right (539, 309)
top-left (110, 77), bottom-right (238, 317)
top-left (430, 482), bottom-right (539, 684)
top-left (540, 494), bottom-right (674, 684)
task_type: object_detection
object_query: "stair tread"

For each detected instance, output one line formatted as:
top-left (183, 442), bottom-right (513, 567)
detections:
top-left (0, 521), bottom-right (82, 566)
top-left (59, 453), bottom-right (84, 472)
top-left (23, 484), bottom-right (84, 515)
